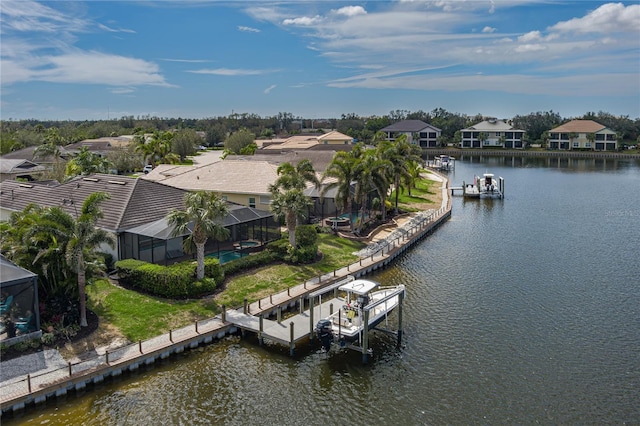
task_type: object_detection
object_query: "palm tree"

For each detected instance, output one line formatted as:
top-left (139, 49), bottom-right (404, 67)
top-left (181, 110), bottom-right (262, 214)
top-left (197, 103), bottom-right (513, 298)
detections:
top-left (401, 159), bottom-right (422, 197)
top-left (380, 135), bottom-right (422, 214)
top-left (270, 189), bottom-right (312, 247)
top-left (353, 150), bottom-right (391, 232)
top-left (166, 191), bottom-right (230, 280)
top-left (269, 160), bottom-right (319, 247)
top-left (34, 193), bottom-right (115, 327)
top-left (321, 151), bottom-right (358, 226)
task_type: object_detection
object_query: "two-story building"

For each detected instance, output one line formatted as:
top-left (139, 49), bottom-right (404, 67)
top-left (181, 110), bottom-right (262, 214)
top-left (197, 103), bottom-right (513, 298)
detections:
top-left (460, 119), bottom-right (525, 149)
top-left (547, 120), bottom-right (617, 151)
top-left (380, 120), bottom-right (442, 148)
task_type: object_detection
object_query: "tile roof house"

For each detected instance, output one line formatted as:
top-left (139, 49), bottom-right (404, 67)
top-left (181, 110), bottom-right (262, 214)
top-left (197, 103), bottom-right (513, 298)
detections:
top-left (547, 120), bottom-right (617, 151)
top-left (63, 136), bottom-right (135, 157)
top-left (380, 120), bottom-right (442, 148)
top-left (260, 131), bottom-right (354, 152)
top-left (142, 153), bottom-right (343, 223)
top-left (0, 174), bottom-right (278, 265)
top-left (0, 159), bottom-right (46, 182)
top-left (460, 118), bottom-right (525, 149)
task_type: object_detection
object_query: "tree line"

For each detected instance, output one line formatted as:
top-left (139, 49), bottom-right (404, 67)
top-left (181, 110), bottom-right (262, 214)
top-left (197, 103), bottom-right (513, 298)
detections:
top-left (2, 109), bottom-right (638, 157)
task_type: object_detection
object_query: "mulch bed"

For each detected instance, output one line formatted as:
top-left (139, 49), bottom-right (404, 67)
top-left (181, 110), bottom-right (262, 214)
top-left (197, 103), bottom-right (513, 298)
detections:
top-left (0, 310), bottom-right (99, 363)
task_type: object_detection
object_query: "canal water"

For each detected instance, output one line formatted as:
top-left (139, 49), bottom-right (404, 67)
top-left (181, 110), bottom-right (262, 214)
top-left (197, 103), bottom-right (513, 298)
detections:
top-left (6, 157), bottom-right (640, 425)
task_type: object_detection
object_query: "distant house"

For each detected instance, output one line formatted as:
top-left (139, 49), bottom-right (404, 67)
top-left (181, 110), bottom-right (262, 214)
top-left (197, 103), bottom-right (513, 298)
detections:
top-left (0, 159), bottom-right (46, 182)
top-left (547, 120), bottom-right (617, 151)
top-left (0, 174), bottom-right (278, 265)
top-left (380, 120), bottom-right (442, 148)
top-left (64, 136), bottom-right (135, 157)
top-left (260, 131), bottom-right (354, 152)
top-left (460, 118), bottom-right (525, 149)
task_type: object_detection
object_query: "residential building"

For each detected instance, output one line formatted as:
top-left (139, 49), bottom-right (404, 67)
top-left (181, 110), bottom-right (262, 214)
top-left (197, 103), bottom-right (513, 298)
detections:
top-left (547, 120), bottom-right (617, 151)
top-left (379, 120), bottom-right (442, 148)
top-left (0, 174), bottom-right (278, 265)
top-left (460, 118), bottom-right (525, 149)
top-left (0, 159), bottom-right (46, 182)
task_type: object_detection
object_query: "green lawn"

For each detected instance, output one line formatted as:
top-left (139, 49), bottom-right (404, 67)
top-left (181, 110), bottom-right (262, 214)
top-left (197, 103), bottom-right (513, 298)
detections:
top-left (88, 280), bottom-right (218, 341)
top-left (391, 177), bottom-right (438, 211)
top-left (215, 234), bottom-right (363, 307)
top-left (87, 233), bottom-right (364, 341)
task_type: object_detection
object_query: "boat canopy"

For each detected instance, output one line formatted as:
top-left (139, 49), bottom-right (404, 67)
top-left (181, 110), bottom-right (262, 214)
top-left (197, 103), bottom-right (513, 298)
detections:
top-left (339, 279), bottom-right (379, 295)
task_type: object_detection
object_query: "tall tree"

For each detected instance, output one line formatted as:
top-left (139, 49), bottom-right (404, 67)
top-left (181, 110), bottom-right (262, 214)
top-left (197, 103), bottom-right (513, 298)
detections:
top-left (380, 135), bottom-right (422, 214)
top-left (353, 149), bottom-right (391, 231)
top-left (166, 191), bottom-right (230, 280)
top-left (269, 160), bottom-right (319, 247)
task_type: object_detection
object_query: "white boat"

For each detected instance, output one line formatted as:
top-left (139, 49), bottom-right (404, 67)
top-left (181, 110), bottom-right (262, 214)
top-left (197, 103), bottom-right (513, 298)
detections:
top-left (431, 155), bottom-right (455, 171)
top-left (315, 278), bottom-right (404, 350)
top-left (464, 172), bottom-right (503, 199)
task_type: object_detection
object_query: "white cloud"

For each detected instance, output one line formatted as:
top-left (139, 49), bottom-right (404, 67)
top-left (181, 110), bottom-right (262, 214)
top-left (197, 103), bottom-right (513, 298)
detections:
top-left (550, 3), bottom-right (640, 34)
top-left (110, 87), bottom-right (136, 94)
top-left (482, 26), bottom-right (496, 33)
top-left (264, 84), bottom-right (276, 94)
top-left (282, 15), bottom-right (323, 26)
top-left (98, 23), bottom-right (136, 34)
top-left (0, 0), bottom-right (170, 88)
top-left (38, 51), bottom-right (171, 86)
top-left (332, 6), bottom-right (367, 17)
top-left (514, 44), bottom-right (546, 53)
top-left (188, 68), bottom-right (272, 76)
top-left (238, 25), bottom-right (260, 33)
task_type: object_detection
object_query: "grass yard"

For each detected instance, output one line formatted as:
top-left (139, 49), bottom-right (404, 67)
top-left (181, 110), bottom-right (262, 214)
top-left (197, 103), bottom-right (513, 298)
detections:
top-left (392, 176), bottom-right (440, 212)
top-left (214, 234), bottom-right (364, 308)
top-left (88, 279), bottom-right (218, 342)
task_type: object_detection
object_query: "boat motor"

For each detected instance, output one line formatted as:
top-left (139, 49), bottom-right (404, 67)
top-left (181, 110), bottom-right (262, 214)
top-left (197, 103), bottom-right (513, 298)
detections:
top-left (315, 319), bottom-right (334, 351)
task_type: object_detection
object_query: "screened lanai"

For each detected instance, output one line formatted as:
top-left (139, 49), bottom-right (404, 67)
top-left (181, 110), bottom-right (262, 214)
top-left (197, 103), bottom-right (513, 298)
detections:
top-left (119, 203), bottom-right (280, 265)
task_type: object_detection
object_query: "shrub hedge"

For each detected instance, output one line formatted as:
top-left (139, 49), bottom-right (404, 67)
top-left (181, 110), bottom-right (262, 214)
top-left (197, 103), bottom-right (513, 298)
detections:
top-left (115, 257), bottom-right (223, 298)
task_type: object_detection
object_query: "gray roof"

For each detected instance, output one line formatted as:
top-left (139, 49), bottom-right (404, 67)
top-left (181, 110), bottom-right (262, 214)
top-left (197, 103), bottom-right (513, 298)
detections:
top-left (0, 255), bottom-right (37, 287)
top-left (0, 159), bottom-right (45, 174)
top-left (0, 174), bottom-right (189, 232)
top-left (381, 120), bottom-right (441, 133)
top-left (126, 203), bottom-right (274, 240)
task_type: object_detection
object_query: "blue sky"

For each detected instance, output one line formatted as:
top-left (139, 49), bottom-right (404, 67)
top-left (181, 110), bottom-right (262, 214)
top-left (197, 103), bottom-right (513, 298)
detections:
top-left (1, 1), bottom-right (639, 121)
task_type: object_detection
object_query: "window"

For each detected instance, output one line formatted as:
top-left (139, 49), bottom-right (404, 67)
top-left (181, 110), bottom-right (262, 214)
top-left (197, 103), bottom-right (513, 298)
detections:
top-left (505, 132), bottom-right (513, 139)
top-left (221, 195), bottom-right (228, 201)
top-left (585, 142), bottom-right (591, 148)
top-left (573, 142), bottom-right (579, 148)
top-left (595, 134), bottom-right (605, 140)
top-left (249, 197), bottom-right (256, 208)
top-left (429, 132), bottom-right (437, 139)
top-left (259, 195), bottom-right (271, 205)
top-left (463, 132), bottom-right (471, 138)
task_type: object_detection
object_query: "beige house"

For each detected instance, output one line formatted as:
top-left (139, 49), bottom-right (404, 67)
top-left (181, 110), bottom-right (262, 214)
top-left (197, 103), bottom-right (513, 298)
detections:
top-left (260, 131), bottom-right (354, 151)
top-left (547, 120), bottom-right (617, 151)
top-left (143, 159), bottom-right (280, 211)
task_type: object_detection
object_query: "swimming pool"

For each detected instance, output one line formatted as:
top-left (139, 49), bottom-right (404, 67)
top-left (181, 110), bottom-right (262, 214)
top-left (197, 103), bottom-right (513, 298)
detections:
top-left (206, 250), bottom-right (243, 264)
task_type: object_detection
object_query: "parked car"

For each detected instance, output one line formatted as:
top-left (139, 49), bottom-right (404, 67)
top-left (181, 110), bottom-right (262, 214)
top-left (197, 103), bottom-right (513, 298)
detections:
top-left (143, 165), bottom-right (153, 174)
